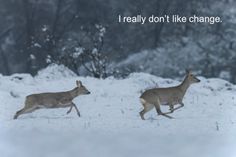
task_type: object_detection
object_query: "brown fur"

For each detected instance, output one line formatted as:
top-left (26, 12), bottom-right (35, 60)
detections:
top-left (14, 80), bottom-right (90, 119)
top-left (139, 70), bottom-right (200, 120)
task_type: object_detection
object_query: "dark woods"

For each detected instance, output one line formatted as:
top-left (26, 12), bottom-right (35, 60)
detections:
top-left (0, 0), bottom-right (235, 82)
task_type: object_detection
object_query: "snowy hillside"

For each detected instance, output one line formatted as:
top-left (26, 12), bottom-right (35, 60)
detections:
top-left (112, 45), bottom-right (201, 78)
top-left (1, 65), bottom-right (236, 157)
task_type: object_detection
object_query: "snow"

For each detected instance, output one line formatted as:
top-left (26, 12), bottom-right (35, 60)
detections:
top-left (33, 43), bottom-right (42, 48)
top-left (0, 65), bottom-right (236, 157)
top-left (112, 45), bottom-right (201, 78)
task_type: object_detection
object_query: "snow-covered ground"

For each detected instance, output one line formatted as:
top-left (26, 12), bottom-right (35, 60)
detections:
top-left (1, 65), bottom-right (236, 157)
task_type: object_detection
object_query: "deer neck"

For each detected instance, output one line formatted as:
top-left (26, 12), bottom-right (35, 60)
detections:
top-left (69, 87), bottom-right (78, 99)
top-left (179, 76), bottom-right (191, 94)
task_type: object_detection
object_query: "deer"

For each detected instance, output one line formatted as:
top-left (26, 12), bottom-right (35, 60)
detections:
top-left (13, 80), bottom-right (90, 119)
top-left (139, 70), bottom-right (200, 120)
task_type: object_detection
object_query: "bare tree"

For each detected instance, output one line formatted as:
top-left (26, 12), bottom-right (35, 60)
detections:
top-left (79, 24), bottom-right (108, 78)
top-left (0, 27), bottom-right (13, 75)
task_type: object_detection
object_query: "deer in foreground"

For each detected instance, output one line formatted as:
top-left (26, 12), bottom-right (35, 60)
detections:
top-left (139, 70), bottom-right (200, 120)
top-left (13, 80), bottom-right (90, 119)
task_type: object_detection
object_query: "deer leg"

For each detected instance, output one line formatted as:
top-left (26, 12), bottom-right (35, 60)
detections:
top-left (154, 99), bottom-right (173, 119)
top-left (14, 108), bottom-right (24, 119)
top-left (139, 103), bottom-right (154, 120)
top-left (159, 112), bottom-right (174, 119)
top-left (71, 102), bottom-right (81, 117)
top-left (169, 104), bottom-right (174, 113)
top-left (13, 106), bottom-right (38, 119)
top-left (139, 109), bottom-right (145, 120)
top-left (161, 103), bottom-right (177, 115)
top-left (172, 102), bottom-right (184, 112)
top-left (66, 105), bottom-right (73, 114)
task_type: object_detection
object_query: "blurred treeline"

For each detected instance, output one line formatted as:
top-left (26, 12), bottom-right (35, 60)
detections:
top-left (0, 0), bottom-right (235, 82)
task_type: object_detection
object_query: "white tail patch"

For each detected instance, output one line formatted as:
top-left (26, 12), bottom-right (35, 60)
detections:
top-left (140, 98), bottom-right (146, 104)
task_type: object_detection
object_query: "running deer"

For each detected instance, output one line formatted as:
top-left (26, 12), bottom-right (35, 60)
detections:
top-left (13, 80), bottom-right (90, 119)
top-left (139, 70), bottom-right (200, 120)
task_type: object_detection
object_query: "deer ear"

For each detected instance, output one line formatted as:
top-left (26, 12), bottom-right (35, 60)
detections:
top-left (185, 69), bottom-right (191, 74)
top-left (76, 80), bottom-right (82, 87)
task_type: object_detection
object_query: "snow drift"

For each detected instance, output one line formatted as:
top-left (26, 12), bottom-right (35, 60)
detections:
top-left (0, 64), bottom-right (236, 157)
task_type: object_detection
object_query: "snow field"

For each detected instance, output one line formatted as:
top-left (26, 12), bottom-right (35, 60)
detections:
top-left (0, 65), bottom-right (236, 157)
